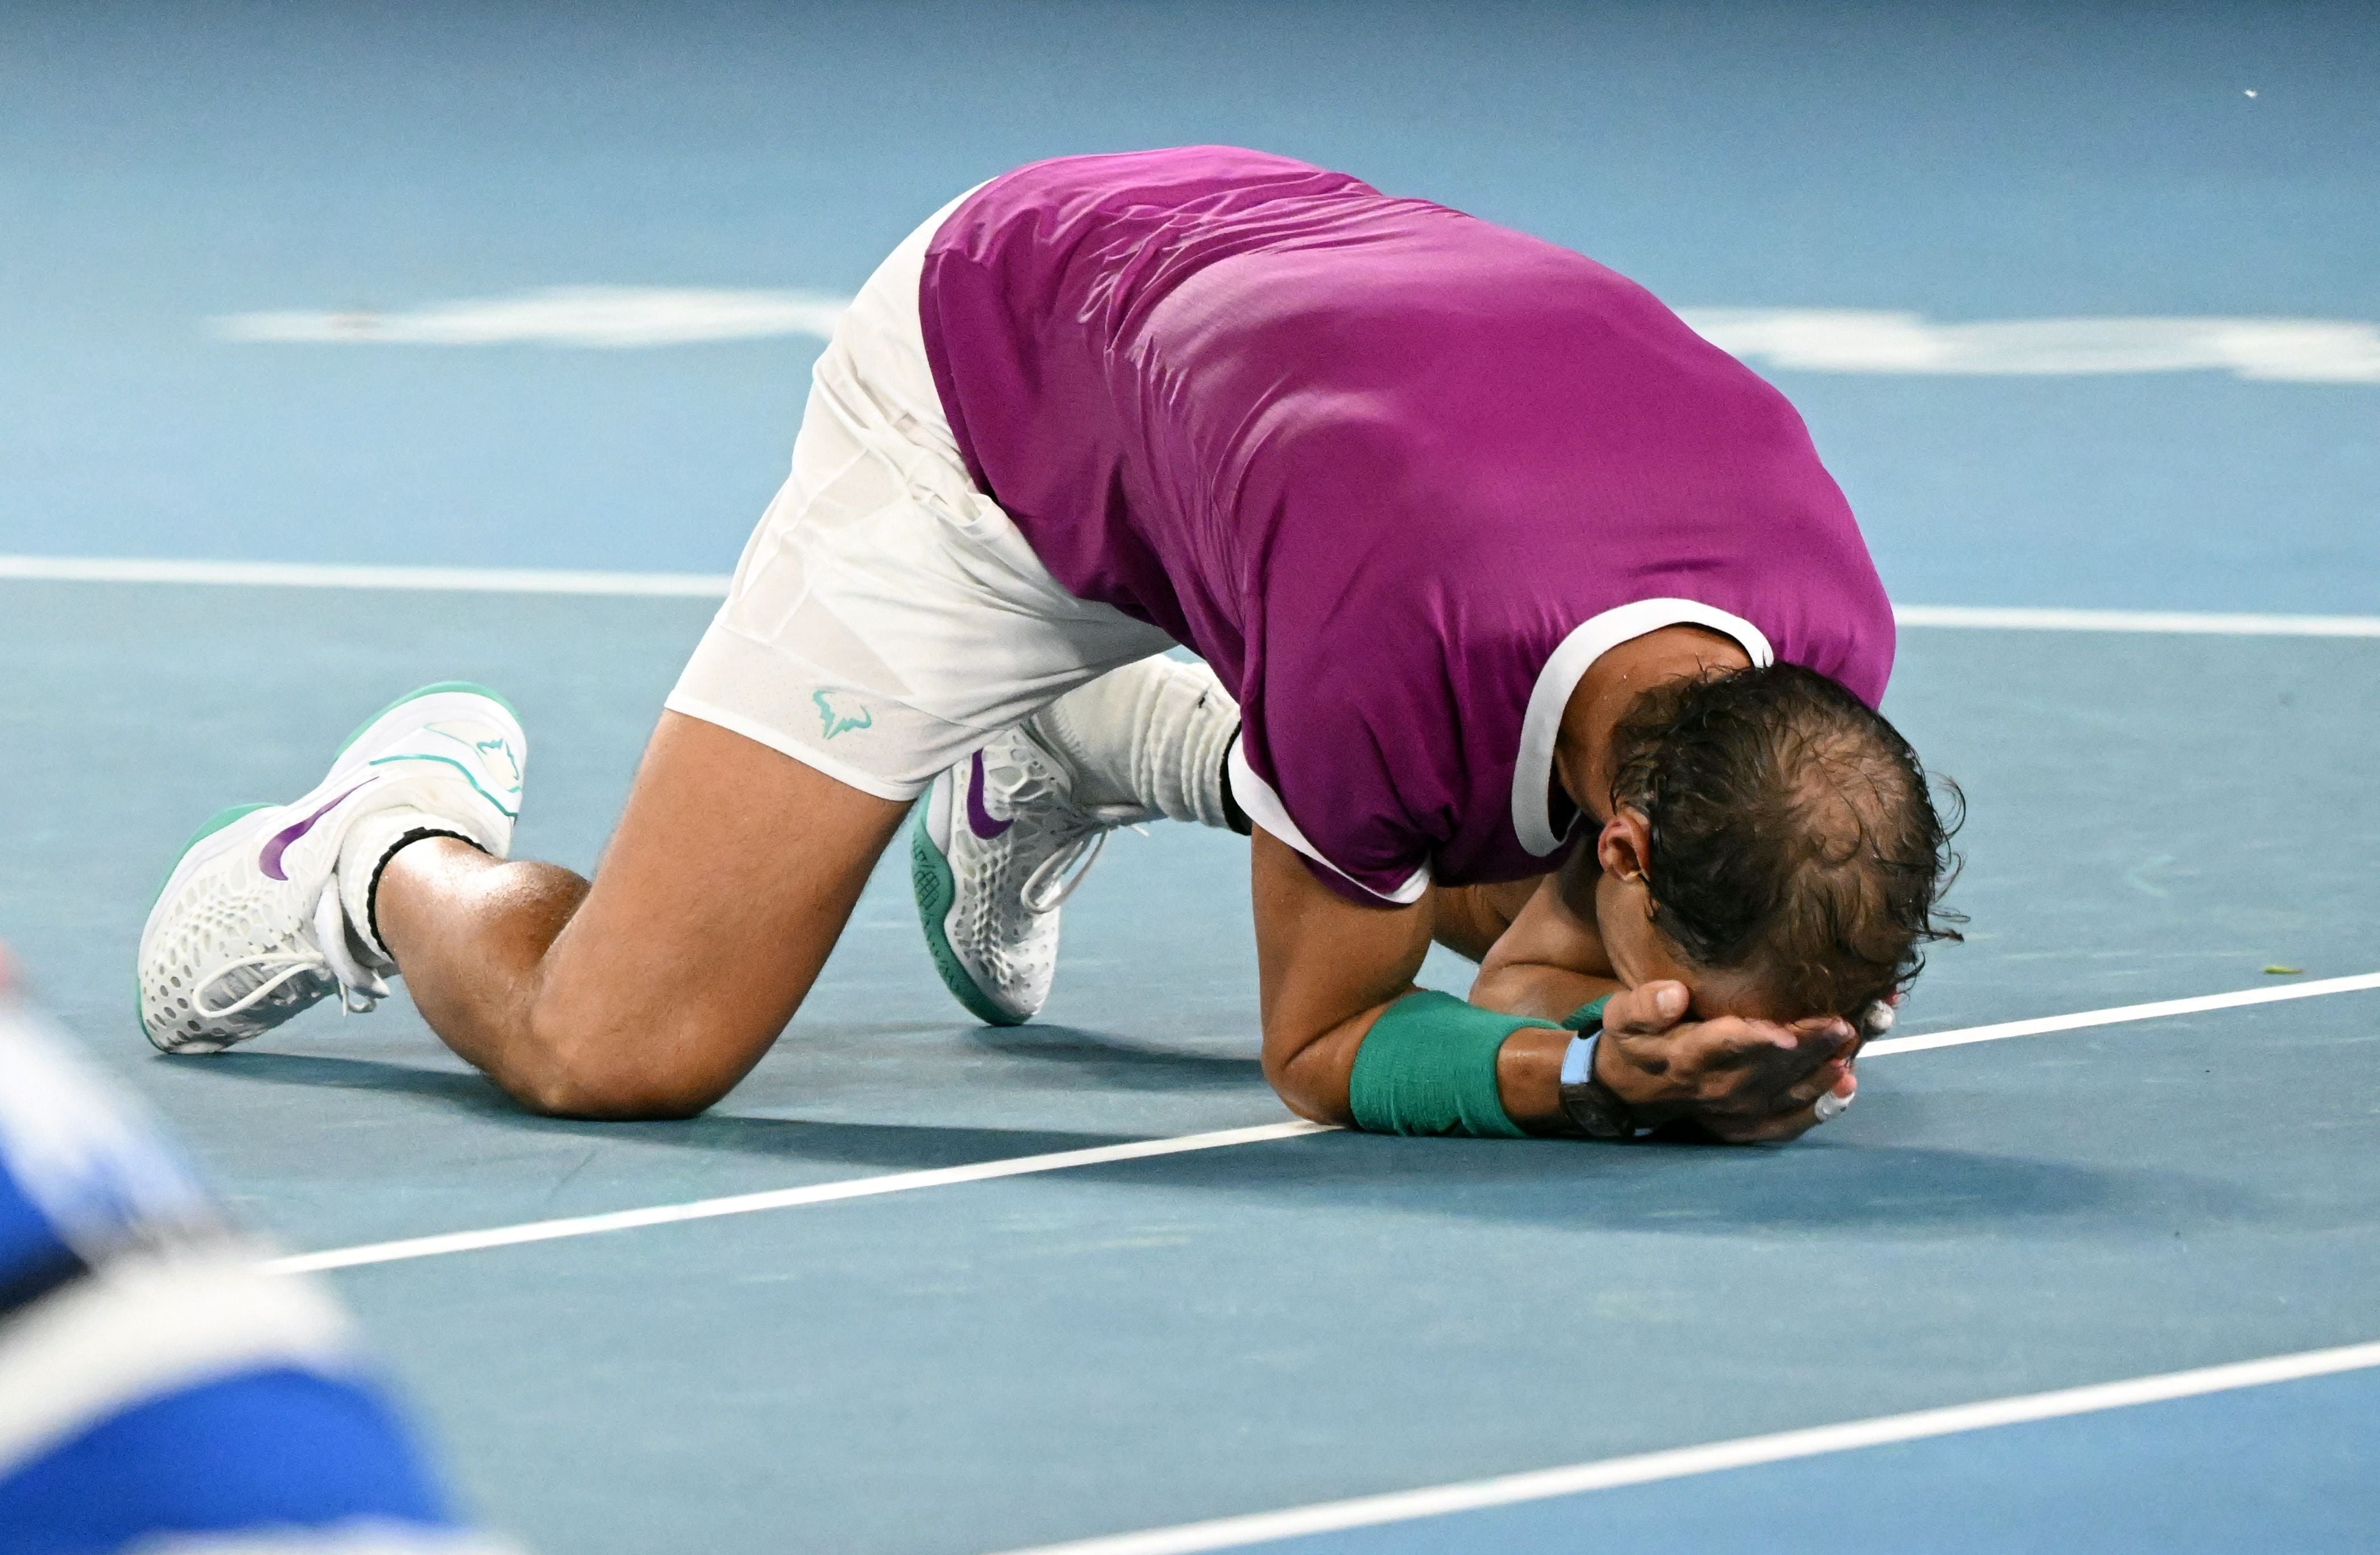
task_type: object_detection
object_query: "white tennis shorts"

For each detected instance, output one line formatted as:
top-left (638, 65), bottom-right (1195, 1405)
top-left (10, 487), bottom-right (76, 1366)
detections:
top-left (665, 193), bottom-right (1174, 799)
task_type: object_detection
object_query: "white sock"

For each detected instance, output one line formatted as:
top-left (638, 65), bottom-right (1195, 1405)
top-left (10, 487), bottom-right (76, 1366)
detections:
top-left (336, 807), bottom-right (472, 966)
top-left (1028, 658), bottom-right (1240, 828)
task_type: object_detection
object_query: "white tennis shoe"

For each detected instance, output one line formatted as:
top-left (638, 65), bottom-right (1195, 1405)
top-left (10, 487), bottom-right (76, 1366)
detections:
top-left (138, 682), bottom-right (525, 1054)
top-left (910, 726), bottom-right (1153, 1026)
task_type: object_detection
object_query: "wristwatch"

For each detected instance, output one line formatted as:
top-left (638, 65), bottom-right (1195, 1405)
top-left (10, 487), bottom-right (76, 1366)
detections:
top-left (1556, 999), bottom-right (1642, 1140)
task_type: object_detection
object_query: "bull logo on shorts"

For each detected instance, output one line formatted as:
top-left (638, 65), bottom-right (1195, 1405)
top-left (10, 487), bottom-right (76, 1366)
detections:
top-left (813, 690), bottom-right (875, 740)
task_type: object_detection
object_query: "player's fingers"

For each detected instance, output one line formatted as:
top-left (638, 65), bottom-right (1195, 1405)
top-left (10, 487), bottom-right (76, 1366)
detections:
top-left (1692, 1020), bottom-right (1854, 1109)
top-left (1602, 980), bottom-right (1690, 1039)
top-left (1813, 1078), bottom-right (1857, 1124)
top-left (1706, 1075), bottom-right (1854, 1144)
top-left (1691, 1014), bottom-right (1851, 1078)
top-left (1671, 1015), bottom-right (1788, 1067)
top-left (1783, 1016), bottom-right (1858, 1073)
top-left (1780, 1057), bottom-right (1854, 1110)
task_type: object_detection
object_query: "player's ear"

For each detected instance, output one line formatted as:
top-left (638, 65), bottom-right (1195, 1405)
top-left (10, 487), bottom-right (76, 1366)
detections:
top-left (1595, 807), bottom-right (1653, 886)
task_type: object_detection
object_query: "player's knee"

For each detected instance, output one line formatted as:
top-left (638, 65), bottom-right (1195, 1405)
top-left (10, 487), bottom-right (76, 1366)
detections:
top-left (509, 1002), bottom-right (750, 1121)
top-left (510, 1063), bottom-right (721, 1121)
top-left (508, 1058), bottom-right (731, 1120)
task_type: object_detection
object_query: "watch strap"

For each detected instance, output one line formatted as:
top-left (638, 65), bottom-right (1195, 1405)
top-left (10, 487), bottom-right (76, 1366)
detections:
top-left (1556, 996), bottom-right (1640, 1139)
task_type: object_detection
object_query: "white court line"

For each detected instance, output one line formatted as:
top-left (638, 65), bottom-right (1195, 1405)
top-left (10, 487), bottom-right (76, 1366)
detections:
top-left (259, 971), bottom-right (2380, 1277)
top-left (212, 286), bottom-right (849, 349)
top-left (262, 1121), bottom-right (1328, 1276)
top-left (208, 295), bottom-right (2380, 381)
top-left (1894, 603), bottom-right (2380, 637)
top-left (5, 555), bottom-right (2379, 638)
top-left (1864, 969), bottom-right (2380, 1057)
top-left (0, 554), bottom-right (729, 597)
top-left (989, 1337), bottom-right (2380, 1555)
top-left (1675, 309), bottom-right (2380, 385)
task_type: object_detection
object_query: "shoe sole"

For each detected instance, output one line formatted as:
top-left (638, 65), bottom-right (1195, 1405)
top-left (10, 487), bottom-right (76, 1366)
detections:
top-left (908, 801), bottom-right (1028, 1028)
top-left (137, 681), bottom-right (521, 1046)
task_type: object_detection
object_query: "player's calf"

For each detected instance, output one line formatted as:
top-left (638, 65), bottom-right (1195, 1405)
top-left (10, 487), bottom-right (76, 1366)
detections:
top-left (371, 712), bottom-right (910, 1119)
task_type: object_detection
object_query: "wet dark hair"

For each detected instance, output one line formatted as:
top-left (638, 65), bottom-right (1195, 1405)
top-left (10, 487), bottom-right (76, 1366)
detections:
top-left (1605, 662), bottom-right (1964, 1017)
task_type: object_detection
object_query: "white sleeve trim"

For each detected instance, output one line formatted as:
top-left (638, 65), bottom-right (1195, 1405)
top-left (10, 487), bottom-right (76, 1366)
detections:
top-left (1509, 599), bottom-right (1775, 856)
top-left (1227, 737), bottom-right (1431, 906)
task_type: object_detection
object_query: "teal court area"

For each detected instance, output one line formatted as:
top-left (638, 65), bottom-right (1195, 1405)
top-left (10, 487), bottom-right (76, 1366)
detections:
top-left (5, 584), bottom-right (2377, 1552)
top-left (3, 3), bottom-right (2375, 1550)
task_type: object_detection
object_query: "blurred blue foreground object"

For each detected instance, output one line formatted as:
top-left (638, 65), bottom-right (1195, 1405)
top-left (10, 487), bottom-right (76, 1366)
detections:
top-left (0, 950), bottom-right (518, 1555)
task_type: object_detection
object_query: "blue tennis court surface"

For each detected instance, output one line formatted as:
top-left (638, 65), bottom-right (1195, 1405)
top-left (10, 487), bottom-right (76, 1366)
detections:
top-left (3, 3), bottom-right (2376, 1551)
top-left (1259, 1363), bottom-right (2380, 1553)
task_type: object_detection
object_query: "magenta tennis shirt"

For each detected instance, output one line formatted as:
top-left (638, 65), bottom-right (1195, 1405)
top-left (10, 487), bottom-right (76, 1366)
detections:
top-left (919, 147), bottom-right (1893, 904)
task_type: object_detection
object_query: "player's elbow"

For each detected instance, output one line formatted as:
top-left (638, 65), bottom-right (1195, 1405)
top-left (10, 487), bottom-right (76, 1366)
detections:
top-left (1260, 1028), bottom-right (1357, 1129)
top-left (1466, 960), bottom-right (1530, 1013)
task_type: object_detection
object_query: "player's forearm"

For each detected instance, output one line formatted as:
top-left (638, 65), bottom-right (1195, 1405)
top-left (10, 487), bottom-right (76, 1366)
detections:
top-left (1465, 857), bottom-right (1617, 1022)
top-left (1269, 989), bottom-right (1574, 1136)
top-left (1251, 831), bottom-right (1435, 1125)
top-left (1428, 879), bottom-right (1542, 963)
top-left (1470, 959), bottom-right (1620, 1024)
top-left (1475, 960), bottom-right (1619, 1131)
top-left (1255, 833), bottom-right (1578, 1137)
top-left (1262, 995), bottom-right (1402, 1127)
top-left (1493, 1022), bottom-right (1573, 1131)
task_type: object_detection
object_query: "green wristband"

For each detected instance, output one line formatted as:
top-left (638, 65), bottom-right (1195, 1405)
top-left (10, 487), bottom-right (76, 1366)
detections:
top-left (1563, 994), bottom-right (1613, 1031)
top-left (1347, 991), bottom-right (1556, 1139)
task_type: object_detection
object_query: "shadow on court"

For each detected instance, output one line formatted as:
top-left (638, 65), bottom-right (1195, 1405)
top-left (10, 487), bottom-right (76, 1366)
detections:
top-left (189, 1049), bottom-right (2263, 1241)
top-left (1073, 1132), bottom-right (2266, 1239)
top-left (192, 1050), bottom-right (1147, 1175)
top-left (963, 1022), bottom-right (1267, 1090)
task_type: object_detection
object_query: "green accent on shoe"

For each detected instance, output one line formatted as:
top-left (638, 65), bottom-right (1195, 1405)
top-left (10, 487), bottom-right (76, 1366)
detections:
top-left (421, 724), bottom-right (523, 790)
top-left (909, 805), bottom-right (1025, 1028)
top-left (140, 802), bottom-right (272, 1031)
top-left (150, 803), bottom-right (272, 913)
top-left (365, 752), bottom-right (521, 819)
top-left (337, 680), bottom-right (519, 758)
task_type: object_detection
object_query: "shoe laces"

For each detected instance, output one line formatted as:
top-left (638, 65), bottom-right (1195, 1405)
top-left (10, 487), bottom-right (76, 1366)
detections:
top-left (1018, 805), bottom-right (1151, 913)
top-left (979, 737), bottom-right (1151, 914)
top-left (191, 888), bottom-right (390, 1022)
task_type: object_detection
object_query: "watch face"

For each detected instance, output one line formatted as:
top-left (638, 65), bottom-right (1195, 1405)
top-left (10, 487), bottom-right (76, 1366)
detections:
top-left (1558, 1080), bottom-right (1633, 1140)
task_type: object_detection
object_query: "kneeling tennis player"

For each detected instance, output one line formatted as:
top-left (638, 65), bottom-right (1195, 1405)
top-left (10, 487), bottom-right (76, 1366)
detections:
top-left (139, 147), bottom-right (1960, 1144)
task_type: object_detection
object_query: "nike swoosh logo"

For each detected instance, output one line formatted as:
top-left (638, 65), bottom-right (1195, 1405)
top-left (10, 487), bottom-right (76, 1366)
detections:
top-left (259, 785), bottom-right (365, 881)
top-left (966, 752), bottom-right (1013, 839)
